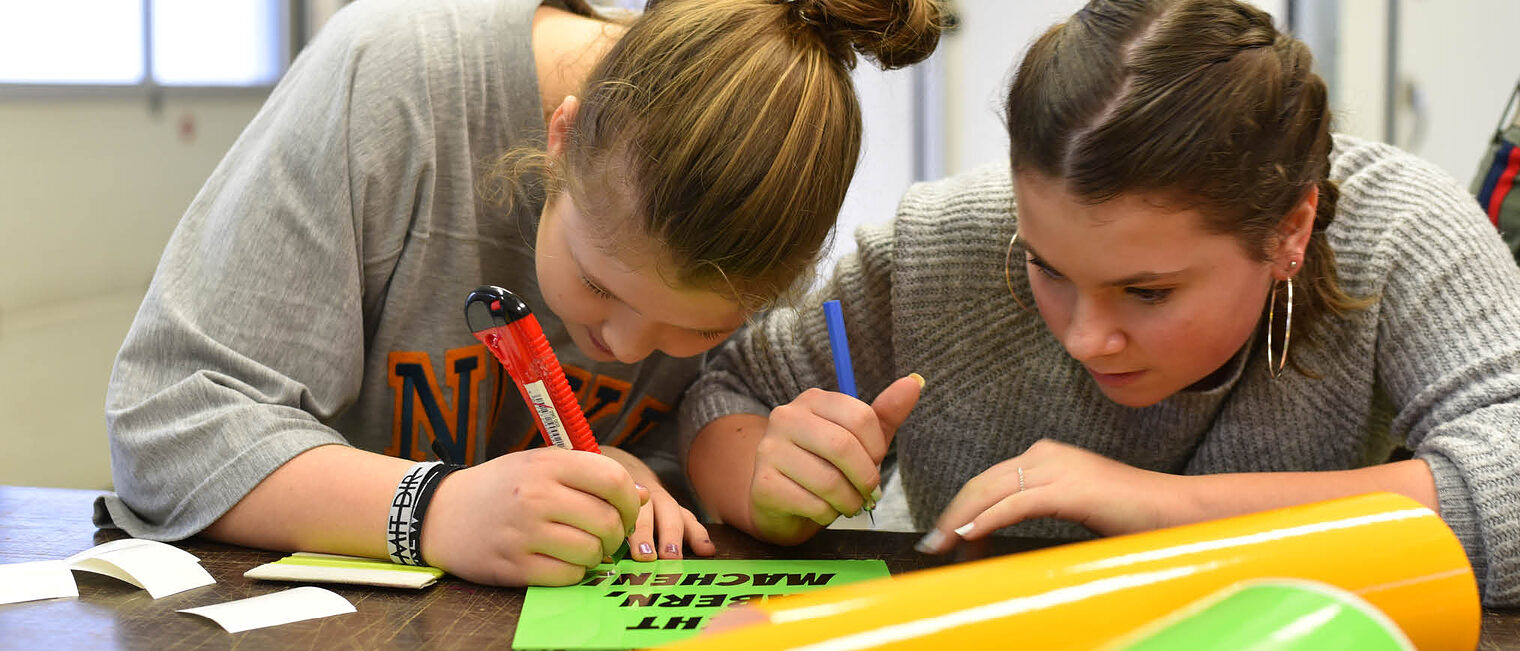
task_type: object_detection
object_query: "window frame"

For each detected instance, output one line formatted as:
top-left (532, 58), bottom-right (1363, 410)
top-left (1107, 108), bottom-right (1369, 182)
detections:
top-left (0, 0), bottom-right (302, 101)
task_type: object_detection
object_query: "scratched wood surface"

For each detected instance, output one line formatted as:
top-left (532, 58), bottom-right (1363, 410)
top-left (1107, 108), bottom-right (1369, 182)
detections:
top-left (2, 486), bottom-right (1515, 650)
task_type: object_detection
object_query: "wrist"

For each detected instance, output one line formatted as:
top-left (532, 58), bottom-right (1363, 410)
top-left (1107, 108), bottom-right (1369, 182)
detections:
top-left (386, 461), bottom-right (464, 566)
top-left (1162, 473), bottom-right (1214, 528)
top-left (417, 469), bottom-right (465, 569)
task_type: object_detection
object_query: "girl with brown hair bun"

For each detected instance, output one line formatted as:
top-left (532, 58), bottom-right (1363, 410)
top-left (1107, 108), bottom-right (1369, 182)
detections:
top-left (102, 0), bottom-right (941, 587)
top-left (683, 0), bottom-right (1520, 605)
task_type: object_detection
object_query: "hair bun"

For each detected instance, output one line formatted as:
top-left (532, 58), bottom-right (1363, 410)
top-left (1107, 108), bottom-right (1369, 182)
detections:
top-left (789, 0), bottom-right (944, 70)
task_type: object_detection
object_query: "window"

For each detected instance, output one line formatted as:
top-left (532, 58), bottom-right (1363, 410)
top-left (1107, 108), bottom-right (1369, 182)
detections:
top-left (0, 0), bottom-right (289, 89)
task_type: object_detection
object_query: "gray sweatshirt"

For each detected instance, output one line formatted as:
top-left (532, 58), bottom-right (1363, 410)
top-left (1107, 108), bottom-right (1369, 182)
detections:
top-left (101, 0), bottom-right (702, 541)
top-left (681, 136), bottom-right (1520, 606)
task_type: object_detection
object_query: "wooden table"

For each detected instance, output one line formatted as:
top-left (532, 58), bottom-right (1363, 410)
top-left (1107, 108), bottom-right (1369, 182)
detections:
top-left (3, 486), bottom-right (1516, 649)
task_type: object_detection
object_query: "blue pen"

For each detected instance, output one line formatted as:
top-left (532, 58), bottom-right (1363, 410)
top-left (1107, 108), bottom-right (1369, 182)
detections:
top-left (823, 299), bottom-right (876, 519)
top-left (823, 300), bottom-right (857, 398)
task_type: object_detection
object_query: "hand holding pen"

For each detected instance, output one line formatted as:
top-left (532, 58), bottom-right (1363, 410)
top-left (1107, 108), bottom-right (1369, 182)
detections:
top-left (377, 288), bottom-right (641, 587)
top-left (464, 286), bottom-right (713, 564)
top-left (744, 300), bottom-right (925, 543)
top-left (823, 300), bottom-right (870, 523)
top-left (415, 445), bottom-right (644, 586)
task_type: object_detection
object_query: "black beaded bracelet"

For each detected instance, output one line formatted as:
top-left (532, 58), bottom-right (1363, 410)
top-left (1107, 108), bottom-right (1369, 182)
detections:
top-left (387, 461), bottom-right (464, 566)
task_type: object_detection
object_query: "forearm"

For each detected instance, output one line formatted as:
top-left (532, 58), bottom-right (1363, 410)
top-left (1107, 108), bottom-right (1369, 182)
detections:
top-left (688, 414), bottom-right (765, 531)
top-left (201, 444), bottom-right (414, 558)
top-left (1179, 459), bottom-right (1438, 526)
top-left (688, 414), bottom-right (829, 545)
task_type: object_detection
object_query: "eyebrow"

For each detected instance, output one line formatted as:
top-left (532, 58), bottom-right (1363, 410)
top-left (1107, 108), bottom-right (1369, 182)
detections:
top-left (1020, 240), bottom-right (1187, 288)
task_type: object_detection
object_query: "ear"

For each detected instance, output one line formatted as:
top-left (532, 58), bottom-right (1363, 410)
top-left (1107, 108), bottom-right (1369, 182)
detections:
top-left (1273, 184), bottom-right (1318, 279)
top-left (546, 95), bottom-right (580, 158)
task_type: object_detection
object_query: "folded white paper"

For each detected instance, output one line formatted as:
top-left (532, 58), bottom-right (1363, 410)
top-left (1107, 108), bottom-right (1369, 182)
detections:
top-left (66, 538), bottom-right (215, 598)
top-left (65, 538), bottom-right (203, 565)
top-left (178, 586), bottom-right (356, 633)
top-left (0, 560), bottom-right (78, 605)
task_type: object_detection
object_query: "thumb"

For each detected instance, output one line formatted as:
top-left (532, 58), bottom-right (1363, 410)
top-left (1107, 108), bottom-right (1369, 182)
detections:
top-left (871, 373), bottom-right (924, 451)
top-left (634, 482), bottom-right (651, 506)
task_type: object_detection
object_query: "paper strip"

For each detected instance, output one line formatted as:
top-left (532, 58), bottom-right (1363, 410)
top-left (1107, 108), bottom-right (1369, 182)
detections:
top-left (245, 552), bottom-right (444, 589)
top-left (65, 538), bottom-right (203, 566)
top-left (0, 560), bottom-right (78, 605)
top-left (178, 586), bottom-right (356, 633)
top-left (66, 538), bottom-right (215, 598)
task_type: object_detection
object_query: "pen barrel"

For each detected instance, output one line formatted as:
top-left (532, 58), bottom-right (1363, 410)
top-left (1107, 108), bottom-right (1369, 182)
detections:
top-left (520, 326), bottom-right (598, 453)
top-left (466, 285), bottom-right (600, 454)
top-left (472, 319), bottom-right (599, 454)
top-left (823, 300), bottom-right (857, 398)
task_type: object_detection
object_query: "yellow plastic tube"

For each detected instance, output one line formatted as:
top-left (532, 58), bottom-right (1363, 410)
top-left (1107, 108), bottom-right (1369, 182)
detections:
top-left (663, 493), bottom-right (1478, 650)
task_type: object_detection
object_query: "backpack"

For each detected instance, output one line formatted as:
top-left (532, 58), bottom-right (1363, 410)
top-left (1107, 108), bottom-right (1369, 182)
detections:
top-left (1473, 79), bottom-right (1520, 263)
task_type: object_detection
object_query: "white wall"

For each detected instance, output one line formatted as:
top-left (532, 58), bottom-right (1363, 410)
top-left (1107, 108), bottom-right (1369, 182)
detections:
top-left (824, 63), bottom-right (921, 272)
top-left (942, 0), bottom-right (1088, 177)
top-left (1334, 1), bottom-right (1391, 143)
top-left (0, 95), bottom-right (265, 488)
top-left (1317, 0), bottom-right (1518, 187)
top-left (1393, 0), bottom-right (1520, 184)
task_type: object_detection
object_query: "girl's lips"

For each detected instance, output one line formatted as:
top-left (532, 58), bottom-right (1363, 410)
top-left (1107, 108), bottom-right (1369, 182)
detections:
top-left (1087, 368), bottom-right (1144, 387)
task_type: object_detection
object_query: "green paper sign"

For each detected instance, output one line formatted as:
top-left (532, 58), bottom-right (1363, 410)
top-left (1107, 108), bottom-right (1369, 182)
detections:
top-left (513, 558), bottom-right (890, 649)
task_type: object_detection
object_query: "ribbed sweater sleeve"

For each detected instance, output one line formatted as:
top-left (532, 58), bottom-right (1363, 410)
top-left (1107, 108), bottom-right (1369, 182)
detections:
top-left (1336, 140), bottom-right (1520, 604)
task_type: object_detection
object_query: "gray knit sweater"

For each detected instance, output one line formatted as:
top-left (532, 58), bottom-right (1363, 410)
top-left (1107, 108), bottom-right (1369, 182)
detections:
top-left (680, 136), bottom-right (1520, 606)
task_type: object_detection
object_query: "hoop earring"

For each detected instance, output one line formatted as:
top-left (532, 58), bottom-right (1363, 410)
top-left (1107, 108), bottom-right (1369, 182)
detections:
top-left (1005, 231), bottom-right (1035, 314)
top-left (1266, 260), bottom-right (1297, 378)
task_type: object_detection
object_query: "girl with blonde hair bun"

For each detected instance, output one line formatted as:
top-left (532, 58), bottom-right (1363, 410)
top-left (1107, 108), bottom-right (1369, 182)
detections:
top-left (103, 0), bottom-right (942, 587)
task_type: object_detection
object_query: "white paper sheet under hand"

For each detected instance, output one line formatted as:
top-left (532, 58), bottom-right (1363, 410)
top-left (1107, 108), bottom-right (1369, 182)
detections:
top-left (178, 587), bottom-right (356, 633)
top-left (66, 538), bottom-right (215, 598)
top-left (0, 560), bottom-right (78, 605)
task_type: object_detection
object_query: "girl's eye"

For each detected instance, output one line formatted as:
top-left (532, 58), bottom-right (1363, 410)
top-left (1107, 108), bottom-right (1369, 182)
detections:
top-left (1027, 256), bottom-right (1064, 280)
top-left (580, 275), bottom-right (612, 299)
top-left (698, 329), bottom-right (730, 342)
top-left (1127, 287), bottom-right (1173, 304)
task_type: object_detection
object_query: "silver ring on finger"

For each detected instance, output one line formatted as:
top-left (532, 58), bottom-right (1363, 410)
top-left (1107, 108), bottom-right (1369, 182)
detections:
top-left (1017, 466), bottom-right (1025, 493)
